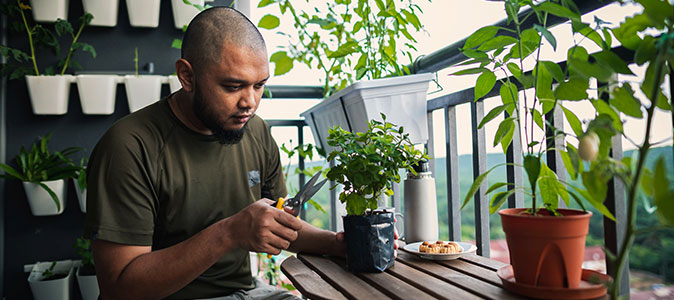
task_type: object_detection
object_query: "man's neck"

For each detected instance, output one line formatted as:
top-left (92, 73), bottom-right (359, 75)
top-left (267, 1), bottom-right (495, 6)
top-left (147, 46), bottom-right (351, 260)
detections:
top-left (169, 91), bottom-right (212, 135)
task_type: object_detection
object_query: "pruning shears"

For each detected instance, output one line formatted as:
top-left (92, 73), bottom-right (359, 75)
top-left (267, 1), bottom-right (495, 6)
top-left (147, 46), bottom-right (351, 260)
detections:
top-left (267, 172), bottom-right (327, 258)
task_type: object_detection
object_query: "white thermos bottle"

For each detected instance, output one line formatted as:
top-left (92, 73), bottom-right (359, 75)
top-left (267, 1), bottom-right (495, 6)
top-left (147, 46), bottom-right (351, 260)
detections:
top-left (403, 160), bottom-right (439, 243)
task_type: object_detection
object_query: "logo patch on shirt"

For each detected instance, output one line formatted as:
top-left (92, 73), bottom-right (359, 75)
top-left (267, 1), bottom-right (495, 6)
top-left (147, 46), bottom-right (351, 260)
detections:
top-left (248, 170), bottom-right (261, 187)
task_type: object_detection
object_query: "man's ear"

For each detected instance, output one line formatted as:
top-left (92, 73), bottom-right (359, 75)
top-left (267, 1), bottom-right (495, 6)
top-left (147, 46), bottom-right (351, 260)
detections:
top-left (175, 59), bottom-right (195, 92)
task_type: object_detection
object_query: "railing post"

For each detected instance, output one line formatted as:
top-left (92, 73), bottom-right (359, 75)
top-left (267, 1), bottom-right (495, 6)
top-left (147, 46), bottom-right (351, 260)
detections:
top-left (545, 105), bottom-right (567, 208)
top-left (505, 111), bottom-right (524, 208)
top-left (445, 106), bottom-right (461, 241)
top-left (425, 111), bottom-right (436, 175)
top-left (471, 100), bottom-right (490, 257)
top-left (298, 125), bottom-right (306, 220)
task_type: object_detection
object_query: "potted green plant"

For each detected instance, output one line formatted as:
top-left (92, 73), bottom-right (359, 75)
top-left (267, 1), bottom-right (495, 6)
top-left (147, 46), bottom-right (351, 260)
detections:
top-left (82, 0), bottom-right (119, 27)
top-left (0, 133), bottom-right (82, 216)
top-left (27, 260), bottom-right (75, 300)
top-left (456, 0), bottom-right (673, 297)
top-left (257, 0), bottom-right (433, 153)
top-left (325, 114), bottom-right (428, 272)
top-left (0, 1), bottom-right (95, 115)
top-left (74, 237), bottom-right (99, 300)
top-left (124, 47), bottom-right (162, 112)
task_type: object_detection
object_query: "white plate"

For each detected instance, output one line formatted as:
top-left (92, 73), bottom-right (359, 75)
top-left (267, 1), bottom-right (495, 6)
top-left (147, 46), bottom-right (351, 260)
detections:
top-left (402, 241), bottom-right (477, 260)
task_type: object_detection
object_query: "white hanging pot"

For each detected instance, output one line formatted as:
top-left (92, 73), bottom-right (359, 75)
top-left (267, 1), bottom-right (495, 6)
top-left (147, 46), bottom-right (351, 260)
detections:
top-left (171, 0), bottom-right (203, 29)
top-left (125, 0), bottom-right (161, 28)
top-left (82, 0), bottom-right (119, 27)
top-left (28, 260), bottom-right (74, 300)
top-left (25, 75), bottom-right (74, 115)
top-left (76, 266), bottom-right (98, 300)
top-left (23, 180), bottom-right (67, 216)
top-left (29, 0), bottom-right (69, 22)
top-left (124, 75), bottom-right (162, 112)
top-left (72, 178), bottom-right (87, 213)
top-left (167, 75), bottom-right (181, 93)
top-left (75, 74), bottom-right (118, 115)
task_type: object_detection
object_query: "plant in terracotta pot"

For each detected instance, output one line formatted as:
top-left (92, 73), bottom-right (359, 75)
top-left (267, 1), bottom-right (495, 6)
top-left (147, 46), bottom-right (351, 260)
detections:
top-left (457, 0), bottom-right (674, 297)
top-left (0, 133), bottom-right (82, 216)
top-left (325, 114), bottom-right (428, 272)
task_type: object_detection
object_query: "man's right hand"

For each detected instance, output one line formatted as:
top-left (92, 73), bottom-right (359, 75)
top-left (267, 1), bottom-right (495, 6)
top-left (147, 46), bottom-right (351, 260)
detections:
top-left (223, 199), bottom-right (303, 255)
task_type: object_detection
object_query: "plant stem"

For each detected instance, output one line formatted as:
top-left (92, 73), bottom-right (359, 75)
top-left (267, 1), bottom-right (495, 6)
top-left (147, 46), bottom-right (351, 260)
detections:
top-left (610, 29), bottom-right (671, 300)
top-left (134, 47), bottom-right (139, 77)
top-left (60, 18), bottom-right (87, 75)
top-left (18, 2), bottom-right (39, 76)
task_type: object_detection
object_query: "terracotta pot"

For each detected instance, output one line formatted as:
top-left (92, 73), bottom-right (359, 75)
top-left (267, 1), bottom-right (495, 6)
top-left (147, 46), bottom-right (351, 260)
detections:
top-left (499, 208), bottom-right (592, 289)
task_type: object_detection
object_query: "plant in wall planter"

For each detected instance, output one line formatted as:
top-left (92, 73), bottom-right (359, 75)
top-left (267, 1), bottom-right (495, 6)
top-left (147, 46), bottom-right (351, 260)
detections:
top-left (0, 133), bottom-right (82, 216)
top-left (325, 115), bottom-right (428, 272)
top-left (126, 0), bottom-right (161, 28)
top-left (124, 48), bottom-right (162, 112)
top-left (171, 0), bottom-right (205, 30)
top-left (73, 158), bottom-right (87, 213)
top-left (28, 260), bottom-right (75, 300)
top-left (29, 0), bottom-right (68, 23)
top-left (82, 0), bottom-right (119, 27)
top-left (457, 0), bottom-right (673, 298)
top-left (74, 237), bottom-right (99, 300)
top-left (258, 0), bottom-right (433, 153)
top-left (0, 1), bottom-right (95, 115)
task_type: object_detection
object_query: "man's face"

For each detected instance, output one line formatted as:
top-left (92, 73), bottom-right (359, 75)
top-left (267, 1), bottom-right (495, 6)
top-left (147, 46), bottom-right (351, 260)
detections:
top-left (191, 44), bottom-right (269, 143)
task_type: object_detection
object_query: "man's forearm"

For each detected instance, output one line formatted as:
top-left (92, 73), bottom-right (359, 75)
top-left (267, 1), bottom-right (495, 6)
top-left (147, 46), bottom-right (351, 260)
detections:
top-left (95, 219), bottom-right (236, 300)
top-left (288, 221), bottom-right (345, 257)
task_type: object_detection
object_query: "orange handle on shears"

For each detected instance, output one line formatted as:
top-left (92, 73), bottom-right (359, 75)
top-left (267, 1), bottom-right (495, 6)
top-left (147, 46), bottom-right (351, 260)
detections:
top-left (267, 198), bottom-right (287, 259)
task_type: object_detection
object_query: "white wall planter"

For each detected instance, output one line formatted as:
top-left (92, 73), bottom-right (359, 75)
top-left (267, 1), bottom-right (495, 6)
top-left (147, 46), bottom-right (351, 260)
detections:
top-left (73, 178), bottom-right (87, 213)
top-left (76, 266), bottom-right (99, 300)
top-left (126, 0), bottom-right (161, 28)
top-left (23, 179), bottom-right (67, 216)
top-left (301, 73), bottom-right (433, 153)
top-left (76, 74), bottom-right (118, 115)
top-left (82, 0), bottom-right (119, 27)
top-left (168, 75), bottom-right (181, 93)
top-left (29, 0), bottom-right (69, 22)
top-left (28, 260), bottom-right (74, 300)
top-left (171, 0), bottom-right (203, 29)
top-left (25, 75), bottom-right (74, 115)
top-left (124, 75), bottom-right (162, 112)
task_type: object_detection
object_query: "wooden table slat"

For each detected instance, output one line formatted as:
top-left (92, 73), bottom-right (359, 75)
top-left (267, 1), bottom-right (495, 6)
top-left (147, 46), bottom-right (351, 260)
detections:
top-left (280, 256), bottom-right (348, 300)
top-left (385, 258), bottom-right (484, 300)
top-left (397, 252), bottom-right (522, 300)
top-left (440, 259), bottom-right (504, 286)
top-left (297, 254), bottom-right (392, 300)
top-left (460, 254), bottom-right (508, 271)
top-left (357, 268), bottom-right (439, 300)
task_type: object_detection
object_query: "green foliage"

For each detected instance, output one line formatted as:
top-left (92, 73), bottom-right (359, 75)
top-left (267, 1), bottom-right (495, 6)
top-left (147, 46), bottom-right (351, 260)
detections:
top-left (280, 141), bottom-right (328, 214)
top-left (0, 133), bottom-right (82, 211)
top-left (257, 0), bottom-right (429, 96)
top-left (0, 1), bottom-right (94, 78)
top-left (73, 237), bottom-right (94, 267)
top-left (326, 114), bottom-right (428, 215)
top-left (41, 261), bottom-right (57, 280)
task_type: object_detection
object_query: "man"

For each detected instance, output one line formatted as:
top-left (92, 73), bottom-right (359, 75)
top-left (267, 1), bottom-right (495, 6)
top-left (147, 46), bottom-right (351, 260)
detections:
top-left (84, 7), bottom-right (346, 299)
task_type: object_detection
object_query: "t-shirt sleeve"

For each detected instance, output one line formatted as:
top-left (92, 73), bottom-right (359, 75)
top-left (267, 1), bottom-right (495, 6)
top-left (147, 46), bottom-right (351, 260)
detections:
top-left (84, 127), bottom-right (157, 246)
top-left (260, 124), bottom-right (287, 201)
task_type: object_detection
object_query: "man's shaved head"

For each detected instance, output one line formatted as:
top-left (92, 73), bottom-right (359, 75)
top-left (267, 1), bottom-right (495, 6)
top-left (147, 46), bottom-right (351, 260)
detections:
top-left (182, 7), bottom-right (266, 73)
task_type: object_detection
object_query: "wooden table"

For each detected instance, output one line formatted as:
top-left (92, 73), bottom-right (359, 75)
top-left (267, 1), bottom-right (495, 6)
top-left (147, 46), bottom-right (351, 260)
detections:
top-left (281, 250), bottom-right (525, 300)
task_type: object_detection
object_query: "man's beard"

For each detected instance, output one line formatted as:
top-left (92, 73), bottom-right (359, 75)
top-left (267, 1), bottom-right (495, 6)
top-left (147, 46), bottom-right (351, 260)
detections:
top-left (192, 84), bottom-right (248, 145)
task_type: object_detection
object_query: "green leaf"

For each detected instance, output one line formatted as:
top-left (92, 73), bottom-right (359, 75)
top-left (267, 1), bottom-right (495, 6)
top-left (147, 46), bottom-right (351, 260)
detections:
top-left (560, 105), bottom-right (584, 138)
top-left (490, 189), bottom-right (518, 214)
top-left (451, 67), bottom-right (486, 76)
top-left (172, 39), bottom-right (182, 49)
top-left (635, 35), bottom-right (657, 66)
top-left (555, 78), bottom-right (589, 101)
top-left (540, 61), bottom-right (564, 83)
top-left (461, 164), bottom-right (506, 210)
top-left (493, 118), bottom-right (514, 147)
top-left (610, 84), bottom-right (643, 118)
top-left (532, 109), bottom-right (544, 130)
top-left (462, 49), bottom-right (489, 60)
top-left (500, 123), bottom-right (515, 154)
top-left (478, 105), bottom-right (507, 129)
top-left (507, 63), bottom-right (522, 80)
top-left (534, 24), bottom-right (556, 50)
top-left (571, 185), bottom-right (615, 221)
top-left (568, 58), bottom-right (613, 82)
top-left (535, 62), bottom-right (554, 100)
top-left (257, 0), bottom-right (276, 8)
top-left (464, 26), bottom-right (499, 49)
top-left (591, 100), bottom-right (623, 133)
top-left (653, 157), bottom-right (674, 225)
top-left (510, 28), bottom-right (540, 59)
top-left (560, 148), bottom-right (578, 180)
top-left (572, 21), bottom-right (607, 50)
top-left (269, 51), bottom-right (293, 76)
top-left (638, 0), bottom-right (673, 27)
top-left (38, 182), bottom-right (61, 212)
top-left (477, 36), bottom-right (517, 52)
top-left (485, 182), bottom-right (509, 195)
top-left (538, 163), bottom-right (560, 209)
top-left (524, 154), bottom-right (541, 192)
top-left (640, 167), bottom-right (654, 197)
top-left (582, 166), bottom-right (608, 204)
top-left (328, 41), bottom-right (359, 58)
top-left (474, 71), bottom-right (496, 100)
top-left (612, 14), bottom-right (649, 50)
top-left (258, 14), bottom-right (280, 30)
top-left (500, 81), bottom-right (518, 115)
top-left (537, 2), bottom-right (580, 22)
top-left (592, 50), bottom-right (634, 75)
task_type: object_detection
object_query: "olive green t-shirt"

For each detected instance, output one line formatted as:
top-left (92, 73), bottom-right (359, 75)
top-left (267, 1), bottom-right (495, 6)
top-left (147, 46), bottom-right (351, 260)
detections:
top-left (84, 98), bottom-right (287, 299)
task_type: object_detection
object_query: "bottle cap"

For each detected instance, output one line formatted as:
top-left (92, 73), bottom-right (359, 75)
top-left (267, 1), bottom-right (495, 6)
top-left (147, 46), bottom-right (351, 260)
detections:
top-left (412, 159), bottom-right (429, 173)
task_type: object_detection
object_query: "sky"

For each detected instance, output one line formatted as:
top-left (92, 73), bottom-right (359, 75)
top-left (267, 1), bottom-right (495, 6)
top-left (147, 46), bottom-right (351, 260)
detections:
top-left (245, 1), bottom-right (673, 163)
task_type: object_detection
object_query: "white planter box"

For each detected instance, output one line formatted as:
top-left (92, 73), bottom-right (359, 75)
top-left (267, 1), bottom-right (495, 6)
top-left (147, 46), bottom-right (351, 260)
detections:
top-left (171, 0), bottom-right (203, 29)
top-left (23, 180), bottom-right (67, 216)
top-left (168, 75), bottom-right (181, 93)
top-left (124, 75), bottom-right (162, 112)
top-left (76, 74), bottom-right (118, 115)
top-left (82, 0), bottom-right (119, 27)
top-left (26, 75), bottom-right (74, 115)
top-left (28, 260), bottom-right (74, 300)
top-left (76, 266), bottom-right (99, 300)
top-left (126, 0), bottom-right (161, 28)
top-left (73, 178), bottom-right (87, 213)
top-left (301, 73), bottom-right (433, 153)
top-left (29, 0), bottom-right (69, 22)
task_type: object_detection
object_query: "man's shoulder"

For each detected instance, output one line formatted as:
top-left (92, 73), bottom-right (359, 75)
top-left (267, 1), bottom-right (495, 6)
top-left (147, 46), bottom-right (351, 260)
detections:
top-left (98, 101), bottom-right (173, 150)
